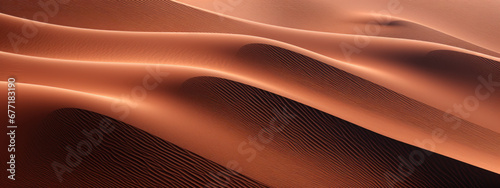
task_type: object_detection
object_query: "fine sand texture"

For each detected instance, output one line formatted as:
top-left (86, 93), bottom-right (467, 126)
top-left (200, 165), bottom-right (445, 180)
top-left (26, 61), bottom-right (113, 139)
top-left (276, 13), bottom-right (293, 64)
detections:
top-left (1, 0), bottom-right (499, 187)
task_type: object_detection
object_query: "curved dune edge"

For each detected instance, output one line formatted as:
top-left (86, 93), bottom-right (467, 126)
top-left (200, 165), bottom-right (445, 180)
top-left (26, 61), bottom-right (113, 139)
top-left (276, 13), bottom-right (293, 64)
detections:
top-left (2, 74), bottom-right (500, 186)
top-left (1, 0), bottom-right (499, 56)
top-left (6, 97), bottom-right (500, 187)
top-left (1, 1), bottom-right (499, 186)
top-left (1, 15), bottom-right (500, 133)
top-left (171, 0), bottom-right (500, 54)
top-left (20, 107), bottom-right (268, 187)
top-left (1, 47), bottom-right (499, 176)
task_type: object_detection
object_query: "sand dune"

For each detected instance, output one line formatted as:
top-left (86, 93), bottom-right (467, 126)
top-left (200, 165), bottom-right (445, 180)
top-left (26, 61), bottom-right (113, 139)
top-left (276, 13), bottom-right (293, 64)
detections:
top-left (1, 0), bottom-right (499, 187)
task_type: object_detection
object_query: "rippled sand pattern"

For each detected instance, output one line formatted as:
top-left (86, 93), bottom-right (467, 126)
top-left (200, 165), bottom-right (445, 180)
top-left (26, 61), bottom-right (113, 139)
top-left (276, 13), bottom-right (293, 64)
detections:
top-left (1, 0), bottom-right (499, 187)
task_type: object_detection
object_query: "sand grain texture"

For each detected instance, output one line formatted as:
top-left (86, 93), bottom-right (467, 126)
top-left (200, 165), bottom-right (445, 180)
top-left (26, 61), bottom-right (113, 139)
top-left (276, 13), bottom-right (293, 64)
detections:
top-left (0, 0), bottom-right (499, 187)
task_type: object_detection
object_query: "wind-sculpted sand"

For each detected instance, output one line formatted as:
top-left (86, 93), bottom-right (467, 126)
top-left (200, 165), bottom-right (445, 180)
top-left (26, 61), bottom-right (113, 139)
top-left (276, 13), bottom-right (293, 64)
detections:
top-left (1, 0), bottom-right (499, 187)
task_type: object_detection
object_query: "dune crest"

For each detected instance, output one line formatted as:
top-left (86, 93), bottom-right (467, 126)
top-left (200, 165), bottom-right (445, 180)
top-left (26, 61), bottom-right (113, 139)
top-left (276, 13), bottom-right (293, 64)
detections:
top-left (1, 0), bottom-right (499, 187)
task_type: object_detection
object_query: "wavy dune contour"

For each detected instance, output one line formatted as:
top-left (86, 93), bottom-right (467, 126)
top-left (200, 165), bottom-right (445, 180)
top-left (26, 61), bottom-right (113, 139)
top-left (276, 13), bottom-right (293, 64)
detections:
top-left (1, 0), bottom-right (499, 187)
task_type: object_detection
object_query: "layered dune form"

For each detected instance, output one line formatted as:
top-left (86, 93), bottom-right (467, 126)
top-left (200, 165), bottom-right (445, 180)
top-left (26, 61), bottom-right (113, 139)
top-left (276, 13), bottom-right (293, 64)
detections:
top-left (1, 0), bottom-right (499, 187)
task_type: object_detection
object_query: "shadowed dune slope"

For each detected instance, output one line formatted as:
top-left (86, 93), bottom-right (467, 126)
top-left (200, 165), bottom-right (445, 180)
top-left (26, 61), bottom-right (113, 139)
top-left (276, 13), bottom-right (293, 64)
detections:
top-left (3, 79), bottom-right (500, 186)
top-left (6, 108), bottom-right (266, 187)
top-left (1, 0), bottom-right (499, 187)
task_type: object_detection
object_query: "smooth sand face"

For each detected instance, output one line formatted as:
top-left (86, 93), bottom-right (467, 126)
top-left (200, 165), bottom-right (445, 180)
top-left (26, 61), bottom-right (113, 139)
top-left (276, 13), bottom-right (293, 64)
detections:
top-left (0, 0), bottom-right (499, 187)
